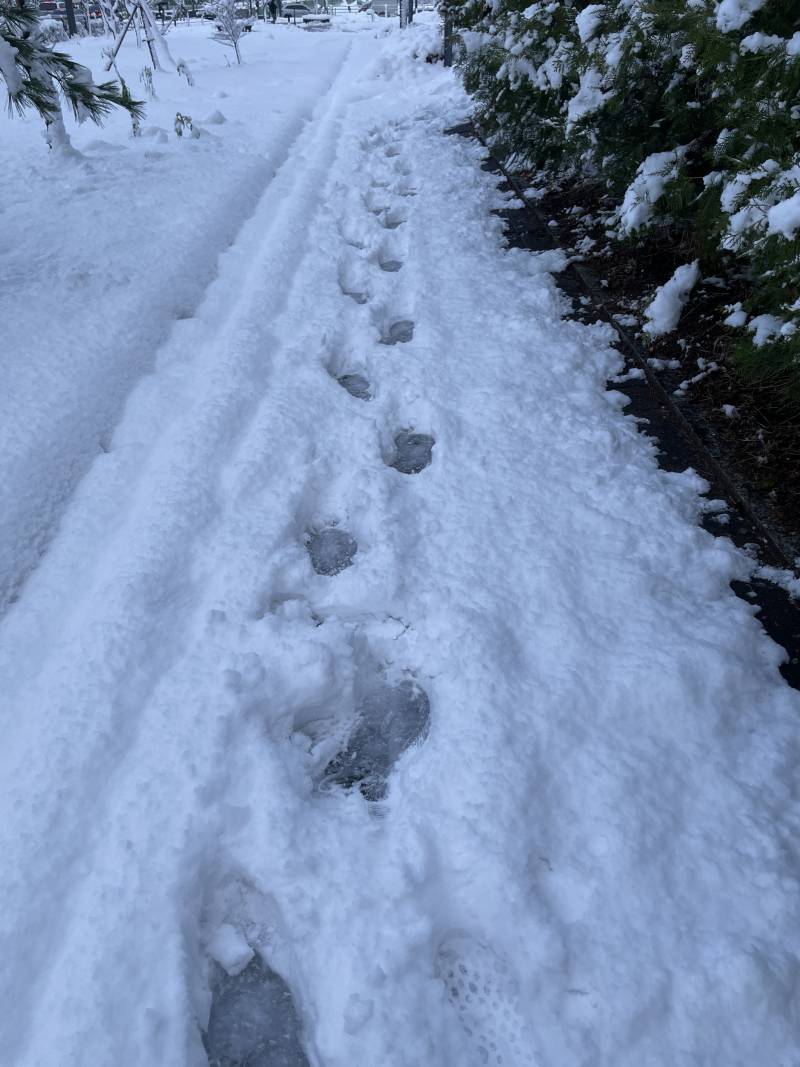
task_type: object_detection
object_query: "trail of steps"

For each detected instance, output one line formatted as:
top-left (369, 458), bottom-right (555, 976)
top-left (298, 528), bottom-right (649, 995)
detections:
top-left (4, 22), bottom-right (800, 1067)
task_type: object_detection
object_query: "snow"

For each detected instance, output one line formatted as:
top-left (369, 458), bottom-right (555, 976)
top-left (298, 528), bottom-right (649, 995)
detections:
top-left (2, 12), bottom-right (800, 1067)
top-left (565, 66), bottom-right (609, 130)
top-left (767, 189), bottom-right (800, 240)
top-left (0, 34), bottom-right (22, 97)
top-left (739, 31), bottom-right (784, 52)
top-left (724, 301), bottom-right (748, 328)
top-left (748, 313), bottom-right (789, 346)
top-left (715, 0), bottom-right (767, 32)
top-left (642, 260), bottom-right (701, 336)
top-left (618, 147), bottom-right (686, 233)
top-left (208, 923), bottom-right (255, 976)
top-left (575, 4), bottom-right (605, 44)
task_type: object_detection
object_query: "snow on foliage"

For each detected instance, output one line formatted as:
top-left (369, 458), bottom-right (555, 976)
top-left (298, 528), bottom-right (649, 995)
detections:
top-left (643, 261), bottom-right (701, 337)
top-left (0, 0), bottom-right (142, 145)
top-left (767, 190), bottom-right (800, 240)
top-left (445, 0), bottom-right (800, 388)
top-left (575, 4), bottom-right (605, 43)
top-left (715, 0), bottom-right (768, 32)
top-left (619, 149), bottom-right (687, 233)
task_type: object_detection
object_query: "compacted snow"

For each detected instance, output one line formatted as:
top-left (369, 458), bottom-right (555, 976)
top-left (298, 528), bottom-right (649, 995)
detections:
top-left (2, 14), bottom-right (800, 1067)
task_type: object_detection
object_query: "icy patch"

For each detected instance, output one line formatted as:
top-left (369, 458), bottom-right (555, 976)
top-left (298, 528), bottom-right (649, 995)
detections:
top-left (306, 527), bottom-right (358, 576)
top-left (389, 431), bottom-right (434, 475)
top-left (337, 373), bottom-right (372, 400)
top-left (323, 679), bottom-right (430, 801)
top-left (435, 933), bottom-right (540, 1067)
top-left (381, 320), bottom-right (414, 345)
top-left (203, 955), bottom-right (310, 1067)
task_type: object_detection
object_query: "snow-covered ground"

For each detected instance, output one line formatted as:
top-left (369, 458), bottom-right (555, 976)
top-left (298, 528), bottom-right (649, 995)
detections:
top-left (2, 14), bottom-right (800, 1067)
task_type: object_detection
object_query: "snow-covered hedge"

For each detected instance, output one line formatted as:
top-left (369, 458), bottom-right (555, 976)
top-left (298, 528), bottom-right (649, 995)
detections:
top-left (445, 0), bottom-right (800, 391)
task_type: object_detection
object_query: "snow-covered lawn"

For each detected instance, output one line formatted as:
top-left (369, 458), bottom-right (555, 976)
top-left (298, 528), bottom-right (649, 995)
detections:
top-left (2, 14), bottom-right (800, 1067)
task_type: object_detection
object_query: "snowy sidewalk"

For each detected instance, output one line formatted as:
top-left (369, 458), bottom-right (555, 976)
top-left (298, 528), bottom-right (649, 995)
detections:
top-left (2, 16), bottom-right (800, 1067)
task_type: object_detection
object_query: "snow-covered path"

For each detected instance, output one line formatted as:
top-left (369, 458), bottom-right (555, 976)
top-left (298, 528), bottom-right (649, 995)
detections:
top-left (2, 17), bottom-right (800, 1067)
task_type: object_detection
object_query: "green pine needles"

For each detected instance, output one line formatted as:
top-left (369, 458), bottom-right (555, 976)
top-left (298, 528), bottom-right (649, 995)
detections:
top-left (448, 0), bottom-right (800, 393)
top-left (1, 1), bottom-right (143, 129)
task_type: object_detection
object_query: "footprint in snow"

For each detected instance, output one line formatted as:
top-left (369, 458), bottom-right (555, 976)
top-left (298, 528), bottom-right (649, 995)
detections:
top-left (203, 954), bottom-right (310, 1067)
top-left (435, 933), bottom-right (541, 1067)
top-left (322, 679), bottom-right (430, 801)
top-left (306, 527), bottom-right (358, 576)
top-left (388, 431), bottom-right (434, 475)
top-left (338, 260), bottom-right (370, 305)
top-left (364, 187), bottom-right (390, 214)
top-left (379, 209), bottom-right (406, 230)
top-left (340, 286), bottom-right (369, 305)
top-left (380, 320), bottom-right (414, 345)
top-left (337, 373), bottom-right (372, 400)
top-left (379, 259), bottom-right (403, 273)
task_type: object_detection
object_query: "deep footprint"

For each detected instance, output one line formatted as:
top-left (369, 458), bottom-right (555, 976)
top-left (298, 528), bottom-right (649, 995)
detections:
top-left (203, 955), bottom-right (310, 1067)
top-left (337, 373), bottom-right (372, 400)
top-left (380, 210), bottom-right (405, 230)
top-left (389, 430), bottom-right (434, 475)
top-left (307, 527), bottom-right (358, 576)
top-left (379, 260), bottom-right (403, 273)
top-left (323, 679), bottom-right (430, 800)
top-left (381, 320), bottom-right (414, 345)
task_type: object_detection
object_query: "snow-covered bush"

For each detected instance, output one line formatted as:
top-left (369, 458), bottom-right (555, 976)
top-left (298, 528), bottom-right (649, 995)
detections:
top-left (448, 0), bottom-right (800, 392)
top-left (0, 0), bottom-right (143, 151)
top-left (37, 16), bottom-right (68, 43)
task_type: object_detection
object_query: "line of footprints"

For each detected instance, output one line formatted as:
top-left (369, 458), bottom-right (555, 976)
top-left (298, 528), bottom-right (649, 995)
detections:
top-left (202, 126), bottom-right (538, 1067)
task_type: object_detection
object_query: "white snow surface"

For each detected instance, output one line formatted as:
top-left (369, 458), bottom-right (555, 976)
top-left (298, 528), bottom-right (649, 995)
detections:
top-left (2, 14), bottom-right (800, 1067)
top-left (642, 260), bottom-right (701, 337)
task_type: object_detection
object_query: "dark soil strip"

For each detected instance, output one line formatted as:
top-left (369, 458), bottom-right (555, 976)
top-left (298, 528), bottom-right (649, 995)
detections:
top-left (445, 122), bottom-right (800, 690)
